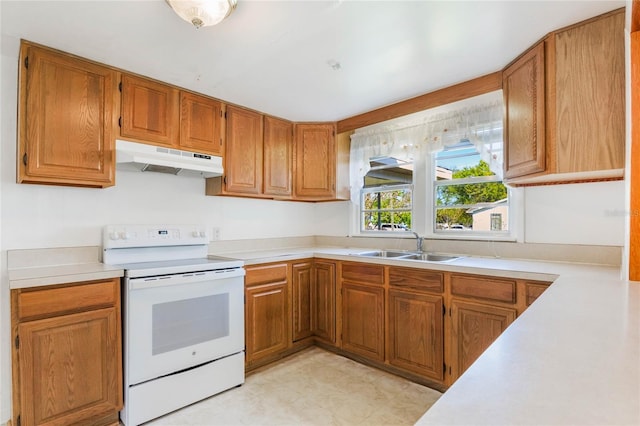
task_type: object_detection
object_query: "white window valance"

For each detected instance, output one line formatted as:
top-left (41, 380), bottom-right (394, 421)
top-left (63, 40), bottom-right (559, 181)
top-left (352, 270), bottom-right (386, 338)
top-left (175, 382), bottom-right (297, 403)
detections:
top-left (349, 99), bottom-right (504, 203)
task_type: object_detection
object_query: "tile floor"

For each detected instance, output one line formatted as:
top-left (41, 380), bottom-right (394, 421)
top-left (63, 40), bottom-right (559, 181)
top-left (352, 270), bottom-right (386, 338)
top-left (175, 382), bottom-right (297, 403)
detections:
top-left (146, 347), bottom-right (442, 426)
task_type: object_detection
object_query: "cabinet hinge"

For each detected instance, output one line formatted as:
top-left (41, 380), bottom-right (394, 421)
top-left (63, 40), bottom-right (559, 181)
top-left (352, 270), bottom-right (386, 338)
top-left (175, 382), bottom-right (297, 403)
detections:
top-left (442, 305), bottom-right (446, 316)
top-left (119, 81), bottom-right (122, 92)
top-left (17, 414), bottom-right (21, 426)
top-left (224, 111), bottom-right (227, 119)
top-left (219, 137), bottom-right (222, 146)
top-left (449, 307), bottom-right (452, 317)
top-left (22, 153), bottom-right (27, 166)
top-left (449, 365), bottom-right (452, 375)
top-left (14, 335), bottom-right (19, 349)
top-left (443, 362), bottom-right (446, 373)
top-left (24, 56), bottom-right (29, 69)
top-left (118, 117), bottom-right (122, 128)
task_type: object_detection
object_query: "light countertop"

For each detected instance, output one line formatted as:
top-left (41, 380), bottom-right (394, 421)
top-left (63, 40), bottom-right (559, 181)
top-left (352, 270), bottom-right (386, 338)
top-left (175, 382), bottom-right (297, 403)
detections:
top-left (9, 263), bottom-right (124, 289)
top-left (8, 245), bottom-right (639, 425)
top-left (218, 246), bottom-right (640, 426)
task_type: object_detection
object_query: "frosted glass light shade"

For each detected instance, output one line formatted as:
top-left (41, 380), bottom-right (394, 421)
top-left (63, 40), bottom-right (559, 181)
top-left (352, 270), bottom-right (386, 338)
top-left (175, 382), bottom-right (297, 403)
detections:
top-left (166, 0), bottom-right (237, 29)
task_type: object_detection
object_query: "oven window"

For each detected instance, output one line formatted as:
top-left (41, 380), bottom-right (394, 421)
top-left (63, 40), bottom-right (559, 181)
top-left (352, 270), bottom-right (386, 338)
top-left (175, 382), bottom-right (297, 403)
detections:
top-left (152, 294), bottom-right (230, 355)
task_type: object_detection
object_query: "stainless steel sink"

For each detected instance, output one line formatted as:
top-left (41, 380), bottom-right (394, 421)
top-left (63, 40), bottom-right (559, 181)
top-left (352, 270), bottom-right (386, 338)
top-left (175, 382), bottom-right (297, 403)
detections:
top-left (354, 250), bottom-right (416, 258)
top-left (354, 250), bottom-right (462, 262)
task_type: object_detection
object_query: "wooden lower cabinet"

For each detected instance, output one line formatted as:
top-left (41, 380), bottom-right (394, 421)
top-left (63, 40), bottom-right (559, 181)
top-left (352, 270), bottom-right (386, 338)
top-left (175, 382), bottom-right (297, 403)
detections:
top-left (245, 263), bottom-right (290, 366)
top-left (388, 290), bottom-right (444, 381)
top-left (341, 282), bottom-right (385, 362)
top-left (11, 279), bottom-right (122, 426)
top-left (312, 260), bottom-right (336, 343)
top-left (449, 299), bottom-right (516, 381)
top-left (292, 261), bottom-right (313, 342)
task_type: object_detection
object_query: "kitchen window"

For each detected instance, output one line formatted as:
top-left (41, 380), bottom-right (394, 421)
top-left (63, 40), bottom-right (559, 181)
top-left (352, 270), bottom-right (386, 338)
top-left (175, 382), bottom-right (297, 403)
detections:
top-left (350, 92), bottom-right (510, 239)
top-left (433, 140), bottom-right (508, 235)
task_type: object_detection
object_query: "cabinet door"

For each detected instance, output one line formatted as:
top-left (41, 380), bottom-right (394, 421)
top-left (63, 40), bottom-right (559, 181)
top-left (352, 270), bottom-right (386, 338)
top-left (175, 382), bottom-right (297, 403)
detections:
top-left (294, 123), bottom-right (336, 200)
top-left (554, 11), bottom-right (625, 173)
top-left (18, 43), bottom-right (116, 187)
top-left (292, 261), bottom-right (313, 342)
top-left (503, 41), bottom-right (546, 179)
top-left (341, 282), bottom-right (384, 361)
top-left (450, 299), bottom-right (516, 381)
top-left (312, 261), bottom-right (336, 344)
top-left (225, 105), bottom-right (264, 195)
top-left (263, 116), bottom-right (293, 197)
top-left (388, 290), bottom-right (444, 381)
top-left (180, 92), bottom-right (223, 155)
top-left (245, 281), bottom-right (289, 365)
top-left (120, 74), bottom-right (179, 147)
top-left (18, 307), bottom-right (121, 426)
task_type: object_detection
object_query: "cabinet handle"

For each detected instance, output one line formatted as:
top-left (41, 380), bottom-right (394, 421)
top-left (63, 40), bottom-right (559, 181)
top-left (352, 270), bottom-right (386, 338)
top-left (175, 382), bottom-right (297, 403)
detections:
top-left (22, 153), bottom-right (27, 166)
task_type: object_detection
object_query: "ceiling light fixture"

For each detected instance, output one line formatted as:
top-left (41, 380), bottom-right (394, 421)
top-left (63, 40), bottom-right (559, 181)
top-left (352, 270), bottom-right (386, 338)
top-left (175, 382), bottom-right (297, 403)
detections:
top-left (166, 0), bottom-right (237, 29)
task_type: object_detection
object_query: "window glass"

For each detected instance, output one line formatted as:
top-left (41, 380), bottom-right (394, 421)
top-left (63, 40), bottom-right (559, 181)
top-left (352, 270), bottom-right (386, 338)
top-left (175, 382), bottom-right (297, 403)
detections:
top-left (434, 140), bottom-right (508, 234)
top-left (361, 156), bottom-right (413, 232)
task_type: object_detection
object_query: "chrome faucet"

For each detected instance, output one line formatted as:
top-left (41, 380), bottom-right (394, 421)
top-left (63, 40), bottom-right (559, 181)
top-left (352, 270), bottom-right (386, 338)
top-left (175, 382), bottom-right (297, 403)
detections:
top-left (412, 232), bottom-right (424, 252)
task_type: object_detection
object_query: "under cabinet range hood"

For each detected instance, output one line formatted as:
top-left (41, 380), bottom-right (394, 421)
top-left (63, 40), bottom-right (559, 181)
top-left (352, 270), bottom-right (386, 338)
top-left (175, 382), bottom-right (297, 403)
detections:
top-left (115, 140), bottom-right (223, 178)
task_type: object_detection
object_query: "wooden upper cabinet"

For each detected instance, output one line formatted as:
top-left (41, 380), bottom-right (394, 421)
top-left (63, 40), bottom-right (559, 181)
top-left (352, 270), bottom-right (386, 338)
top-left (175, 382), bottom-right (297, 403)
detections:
top-left (503, 9), bottom-right (625, 185)
top-left (264, 116), bottom-right (293, 197)
top-left (553, 10), bottom-right (625, 174)
top-left (294, 123), bottom-right (336, 200)
top-left (18, 42), bottom-right (117, 188)
top-left (180, 92), bottom-right (223, 155)
top-left (223, 105), bottom-right (264, 195)
top-left (503, 41), bottom-right (546, 179)
top-left (120, 74), bottom-right (179, 147)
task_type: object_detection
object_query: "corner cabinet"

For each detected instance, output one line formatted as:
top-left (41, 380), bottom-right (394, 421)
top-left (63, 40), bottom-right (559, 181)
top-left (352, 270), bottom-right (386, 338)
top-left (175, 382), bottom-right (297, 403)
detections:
top-left (11, 279), bottom-right (123, 426)
top-left (263, 116), bottom-right (293, 197)
top-left (312, 260), bottom-right (336, 344)
top-left (179, 91), bottom-right (223, 155)
top-left (503, 9), bottom-right (625, 185)
top-left (18, 42), bottom-right (117, 188)
top-left (292, 261), bottom-right (313, 342)
top-left (294, 124), bottom-right (350, 201)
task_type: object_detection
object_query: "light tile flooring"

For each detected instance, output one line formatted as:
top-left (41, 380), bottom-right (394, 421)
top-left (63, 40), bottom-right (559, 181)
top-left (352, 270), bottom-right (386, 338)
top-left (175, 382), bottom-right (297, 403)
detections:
top-left (146, 347), bottom-right (442, 426)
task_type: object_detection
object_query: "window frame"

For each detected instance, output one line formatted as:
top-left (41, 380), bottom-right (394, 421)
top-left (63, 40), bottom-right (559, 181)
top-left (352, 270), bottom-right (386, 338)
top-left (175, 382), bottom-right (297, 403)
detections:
top-left (360, 183), bottom-right (414, 234)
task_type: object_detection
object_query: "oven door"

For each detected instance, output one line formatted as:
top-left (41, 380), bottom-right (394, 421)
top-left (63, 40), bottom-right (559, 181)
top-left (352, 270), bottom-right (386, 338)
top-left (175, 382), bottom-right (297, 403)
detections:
top-left (126, 268), bottom-right (245, 386)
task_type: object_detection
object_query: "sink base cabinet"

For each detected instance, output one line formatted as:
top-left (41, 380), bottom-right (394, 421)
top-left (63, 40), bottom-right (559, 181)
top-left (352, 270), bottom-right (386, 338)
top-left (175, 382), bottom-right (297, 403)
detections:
top-left (388, 290), bottom-right (444, 381)
top-left (341, 282), bottom-right (385, 362)
top-left (11, 279), bottom-right (122, 426)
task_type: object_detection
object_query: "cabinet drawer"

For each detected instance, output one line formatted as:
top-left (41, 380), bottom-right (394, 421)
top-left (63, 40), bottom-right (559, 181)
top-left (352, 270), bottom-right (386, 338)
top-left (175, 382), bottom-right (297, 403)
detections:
top-left (245, 263), bottom-right (288, 286)
top-left (389, 267), bottom-right (443, 293)
top-left (451, 274), bottom-right (516, 304)
top-left (17, 278), bottom-right (119, 320)
top-left (341, 262), bottom-right (384, 286)
top-left (526, 281), bottom-right (552, 306)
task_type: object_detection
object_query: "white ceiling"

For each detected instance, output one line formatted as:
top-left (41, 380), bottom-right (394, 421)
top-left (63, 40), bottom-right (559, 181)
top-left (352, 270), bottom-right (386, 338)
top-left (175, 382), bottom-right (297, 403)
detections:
top-left (1, 0), bottom-right (626, 123)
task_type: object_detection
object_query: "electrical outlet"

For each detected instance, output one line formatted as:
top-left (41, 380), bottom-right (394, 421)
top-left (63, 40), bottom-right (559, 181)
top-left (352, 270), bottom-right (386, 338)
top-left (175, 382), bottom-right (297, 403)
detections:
top-left (211, 227), bottom-right (221, 241)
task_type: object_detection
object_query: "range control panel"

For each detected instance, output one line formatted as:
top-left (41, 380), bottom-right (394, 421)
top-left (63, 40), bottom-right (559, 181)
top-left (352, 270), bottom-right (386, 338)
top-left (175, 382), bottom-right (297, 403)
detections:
top-left (103, 224), bottom-right (208, 249)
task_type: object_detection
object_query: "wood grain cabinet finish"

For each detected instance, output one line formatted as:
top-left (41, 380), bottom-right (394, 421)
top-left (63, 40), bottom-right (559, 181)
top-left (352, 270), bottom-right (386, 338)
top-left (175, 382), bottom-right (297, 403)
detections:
top-left (525, 281), bottom-right (551, 306)
top-left (449, 299), bottom-right (516, 381)
top-left (292, 261), bottom-right (313, 342)
top-left (294, 123), bottom-right (336, 200)
top-left (341, 282), bottom-right (385, 362)
top-left (503, 9), bottom-right (625, 185)
top-left (312, 260), bottom-right (336, 343)
top-left (450, 274), bottom-right (516, 304)
top-left (264, 116), bottom-right (293, 197)
top-left (11, 279), bottom-right (122, 426)
top-left (180, 91), bottom-right (223, 155)
top-left (388, 290), bottom-right (444, 381)
top-left (503, 41), bottom-right (546, 179)
top-left (120, 73), bottom-right (179, 147)
top-left (222, 105), bottom-right (264, 195)
top-left (18, 42), bottom-right (117, 188)
top-left (245, 264), bottom-right (290, 366)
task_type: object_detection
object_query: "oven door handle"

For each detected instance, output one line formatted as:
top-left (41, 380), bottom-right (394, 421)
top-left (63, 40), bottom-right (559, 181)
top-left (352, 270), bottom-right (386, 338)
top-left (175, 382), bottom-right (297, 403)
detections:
top-left (128, 268), bottom-right (245, 290)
